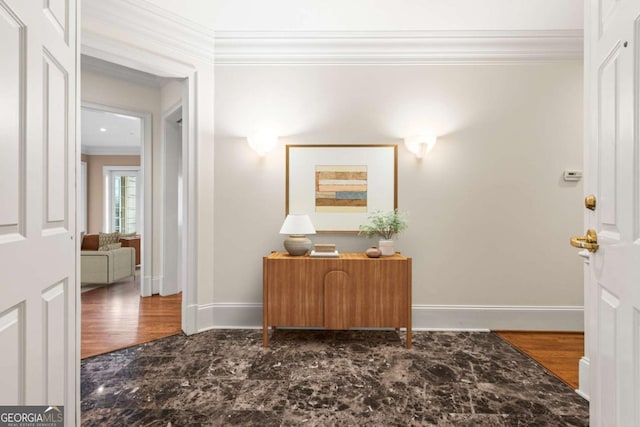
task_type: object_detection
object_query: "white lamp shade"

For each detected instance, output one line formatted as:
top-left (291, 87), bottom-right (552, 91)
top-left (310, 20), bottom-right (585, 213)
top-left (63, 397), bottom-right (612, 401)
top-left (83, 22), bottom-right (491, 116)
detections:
top-left (405, 133), bottom-right (437, 158)
top-left (279, 214), bottom-right (316, 235)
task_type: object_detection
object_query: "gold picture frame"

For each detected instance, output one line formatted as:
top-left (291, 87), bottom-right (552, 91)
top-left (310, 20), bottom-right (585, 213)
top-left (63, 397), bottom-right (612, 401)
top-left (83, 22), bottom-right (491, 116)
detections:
top-left (286, 144), bottom-right (398, 233)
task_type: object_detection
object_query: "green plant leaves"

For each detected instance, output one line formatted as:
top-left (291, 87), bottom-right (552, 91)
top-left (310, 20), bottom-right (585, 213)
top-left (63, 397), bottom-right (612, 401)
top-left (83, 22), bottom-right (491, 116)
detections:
top-left (358, 209), bottom-right (408, 240)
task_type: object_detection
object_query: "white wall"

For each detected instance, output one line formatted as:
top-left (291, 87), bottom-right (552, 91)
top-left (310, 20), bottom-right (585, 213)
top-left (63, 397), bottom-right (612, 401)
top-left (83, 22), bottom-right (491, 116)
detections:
top-left (161, 79), bottom-right (183, 112)
top-left (214, 62), bottom-right (584, 323)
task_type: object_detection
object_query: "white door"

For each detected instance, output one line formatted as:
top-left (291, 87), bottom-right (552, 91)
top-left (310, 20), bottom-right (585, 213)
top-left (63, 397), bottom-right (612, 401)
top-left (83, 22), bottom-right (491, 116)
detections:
top-left (584, 0), bottom-right (640, 425)
top-left (0, 0), bottom-right (78, 422)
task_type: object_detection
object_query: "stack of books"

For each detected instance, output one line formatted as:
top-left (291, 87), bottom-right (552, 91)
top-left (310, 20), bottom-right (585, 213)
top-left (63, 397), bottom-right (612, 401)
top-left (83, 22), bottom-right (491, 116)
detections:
top-left (310, 243), bottom-right (339, 258)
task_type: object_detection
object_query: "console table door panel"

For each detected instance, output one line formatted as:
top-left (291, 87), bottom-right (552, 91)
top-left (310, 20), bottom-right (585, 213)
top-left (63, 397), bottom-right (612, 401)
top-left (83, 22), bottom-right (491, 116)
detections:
top-left (266, 258), bottom-right (326, 326)
top-left (324, 270), bottom-right (351, 330)
top-left (350, 260), bottom-right (408, 328)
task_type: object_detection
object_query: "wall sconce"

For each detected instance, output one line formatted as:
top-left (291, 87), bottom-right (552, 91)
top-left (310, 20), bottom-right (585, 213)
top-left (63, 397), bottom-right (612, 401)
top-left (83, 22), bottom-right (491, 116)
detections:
top-left (247, 130), bottom-right (278, 156)
top-left (404, 133), bottom-right (437, 158)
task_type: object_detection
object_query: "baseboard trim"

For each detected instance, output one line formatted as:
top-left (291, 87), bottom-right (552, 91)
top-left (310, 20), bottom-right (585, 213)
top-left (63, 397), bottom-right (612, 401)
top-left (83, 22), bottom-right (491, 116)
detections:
top-left (412, 304), bottom-right (584, 331)
top-left (197, 303), bottom-right (262, 333)
top-left (577, 356), bottom-right (590, 401)
top-left (195, 303), bottom-right (584, 332)
top-left (152, 276), bottom-right (162, 295)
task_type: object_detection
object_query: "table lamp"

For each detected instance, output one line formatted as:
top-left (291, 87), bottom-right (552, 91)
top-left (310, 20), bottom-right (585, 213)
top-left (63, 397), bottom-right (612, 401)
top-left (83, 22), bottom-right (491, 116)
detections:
top-left (279, 214), bottom-right (316, 256)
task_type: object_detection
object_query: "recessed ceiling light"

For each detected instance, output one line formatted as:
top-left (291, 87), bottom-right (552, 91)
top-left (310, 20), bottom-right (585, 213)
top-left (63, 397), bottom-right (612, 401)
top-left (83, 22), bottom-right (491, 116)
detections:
top-left (99, 127), bottom-right (107, 132)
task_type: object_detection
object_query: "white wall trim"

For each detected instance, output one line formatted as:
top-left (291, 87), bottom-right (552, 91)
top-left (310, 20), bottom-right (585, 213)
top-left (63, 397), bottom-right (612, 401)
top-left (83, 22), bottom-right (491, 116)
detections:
top-left (215, 30), bottom-right (584, 65)
top-left (197, 303), bottom-right (584, 331)
top-left (81, 146), bottom-right (141, 156)
top-left (152, 276), bottom-right (162, 295)
top-left (577, 356), bottom-right (590, 400)
top-left (82, 0), bottom-right (215, 64)
top-left (197, 303), bottom-right (263, 332)
top-left (412, 304), bottom-right (584, 331)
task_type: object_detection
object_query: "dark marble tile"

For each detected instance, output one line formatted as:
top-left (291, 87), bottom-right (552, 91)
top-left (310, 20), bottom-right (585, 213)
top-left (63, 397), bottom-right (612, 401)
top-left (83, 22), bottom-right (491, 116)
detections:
top-left (233, 380), bottom-right (289, 411)
top-left (82, 407), bottom-right (213, 426)
top-left (216, 410), bottom-right (283, 426)
top-left (81, 330), bottom-right (589, 426)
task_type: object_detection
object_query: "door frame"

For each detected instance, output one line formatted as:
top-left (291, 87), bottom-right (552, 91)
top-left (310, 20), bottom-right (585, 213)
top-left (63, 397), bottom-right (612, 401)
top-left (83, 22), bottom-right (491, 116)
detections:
top-left (82, 102), bottom-right (153, 296)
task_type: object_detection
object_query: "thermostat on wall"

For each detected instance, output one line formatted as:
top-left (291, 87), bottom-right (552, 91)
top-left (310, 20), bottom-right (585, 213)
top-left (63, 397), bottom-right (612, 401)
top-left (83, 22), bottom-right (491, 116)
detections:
top-left (563, 170), bottom-right (582, 181)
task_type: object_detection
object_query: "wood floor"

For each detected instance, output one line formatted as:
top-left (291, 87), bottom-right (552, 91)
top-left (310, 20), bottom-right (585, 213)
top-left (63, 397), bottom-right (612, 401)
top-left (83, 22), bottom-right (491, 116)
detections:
top-left (81, 279), bottom-right (584, 390)
top-left (81, 271), bottom-right (182, 359)
top-left (496, 331), bottom-right (584, 390)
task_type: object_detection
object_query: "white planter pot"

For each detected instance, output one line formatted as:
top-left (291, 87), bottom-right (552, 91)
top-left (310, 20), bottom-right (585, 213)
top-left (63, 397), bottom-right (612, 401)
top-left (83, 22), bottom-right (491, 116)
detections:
top-left (378, 239), bottom-right (395, 256)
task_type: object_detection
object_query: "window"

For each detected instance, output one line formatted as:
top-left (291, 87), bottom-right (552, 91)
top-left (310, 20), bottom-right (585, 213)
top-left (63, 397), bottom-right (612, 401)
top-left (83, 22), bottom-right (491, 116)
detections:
top-left (113, 173), bottom-right (137, 233)
top-left (104, 166), bottom-right (141, 234)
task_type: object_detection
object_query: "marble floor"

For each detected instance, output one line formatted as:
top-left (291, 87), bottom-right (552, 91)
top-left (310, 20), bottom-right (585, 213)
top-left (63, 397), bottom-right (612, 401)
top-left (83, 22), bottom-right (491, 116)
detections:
top-left (81, 330), bottom-right (589, 426)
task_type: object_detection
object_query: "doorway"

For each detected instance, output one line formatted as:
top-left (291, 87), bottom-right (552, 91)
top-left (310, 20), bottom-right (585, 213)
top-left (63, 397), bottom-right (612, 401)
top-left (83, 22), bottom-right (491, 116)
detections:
top-left (80, 104), bottom-right (149, 295)
top-left (79, 57), bottom-right (188, 357)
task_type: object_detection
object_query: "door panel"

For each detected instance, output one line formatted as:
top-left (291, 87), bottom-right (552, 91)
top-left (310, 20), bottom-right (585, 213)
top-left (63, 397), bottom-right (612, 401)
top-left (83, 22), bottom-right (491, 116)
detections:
top-left (43, 51), bottom-right (68, 229)
top-left (42, 281), bottom-right (67, 404)
top-left (596, 285), bottom-right (618, 425)
top-left (0, 303), bottom-right (25, 404)
top-left (324, 271), bottom-right (350, 330)
top-left (43, 0), bottom-right (68, 41)
top-left (597, 44), bottom-right (621, 238)
top-left (0, 2), bottom-right (25, 238)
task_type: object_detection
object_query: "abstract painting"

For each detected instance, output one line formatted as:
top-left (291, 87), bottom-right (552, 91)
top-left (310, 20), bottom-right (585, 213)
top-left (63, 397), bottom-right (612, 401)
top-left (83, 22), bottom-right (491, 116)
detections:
top-left (315, 165), bottom-right (367, 213)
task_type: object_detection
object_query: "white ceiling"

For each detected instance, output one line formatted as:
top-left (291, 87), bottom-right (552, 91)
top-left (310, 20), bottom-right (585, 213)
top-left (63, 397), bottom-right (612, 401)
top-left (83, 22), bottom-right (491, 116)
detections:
top-left (81, 107), bottom-right (142, 155)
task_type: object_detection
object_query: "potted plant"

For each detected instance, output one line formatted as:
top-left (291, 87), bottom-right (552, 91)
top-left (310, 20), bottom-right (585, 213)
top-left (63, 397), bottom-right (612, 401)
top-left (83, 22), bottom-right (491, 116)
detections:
top-left (359, 209), bottom-right (408, 256)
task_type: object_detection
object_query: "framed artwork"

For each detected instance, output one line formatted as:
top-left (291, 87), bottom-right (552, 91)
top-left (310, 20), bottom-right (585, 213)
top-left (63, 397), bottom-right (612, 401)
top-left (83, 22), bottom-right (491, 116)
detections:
top-left (286, 144), bottom-right (398, 233)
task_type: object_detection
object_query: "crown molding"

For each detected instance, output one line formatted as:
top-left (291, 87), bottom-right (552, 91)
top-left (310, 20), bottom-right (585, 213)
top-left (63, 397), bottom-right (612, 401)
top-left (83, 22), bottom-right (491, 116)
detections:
top-left (81, 2), bottom-right (582, 65)
top-left (214, 30), bottom-right (584, 65)
top-left (82, 0), bottom-right (215, 64)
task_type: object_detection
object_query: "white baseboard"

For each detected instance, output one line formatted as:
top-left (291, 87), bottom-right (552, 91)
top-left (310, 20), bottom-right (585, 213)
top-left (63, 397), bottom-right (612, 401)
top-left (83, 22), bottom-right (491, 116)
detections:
top-left (183, 303), bottom-right (198, 335)
top-left (142, 275), bottom-right (153, 296)
top-left (152, 276), bottom-right (162, 294)
top-left (412, 305), bottom-right (584, 331)
top-left (194, 303), bottom-right (584, 332)
top-left (196, 303), bottom-right (262, 333)
top-left (577, 356), bottom-right (590, 401)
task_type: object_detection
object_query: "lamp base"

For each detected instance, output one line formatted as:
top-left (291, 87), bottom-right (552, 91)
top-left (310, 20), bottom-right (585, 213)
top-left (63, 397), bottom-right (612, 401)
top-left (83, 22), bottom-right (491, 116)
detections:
top-left (283, 235), bottom-right (311, 256)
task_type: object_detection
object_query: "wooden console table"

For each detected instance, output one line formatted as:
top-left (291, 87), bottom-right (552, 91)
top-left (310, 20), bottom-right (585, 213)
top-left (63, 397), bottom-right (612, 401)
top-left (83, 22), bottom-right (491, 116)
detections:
top-left (263, 252), bottom-right (412, 348)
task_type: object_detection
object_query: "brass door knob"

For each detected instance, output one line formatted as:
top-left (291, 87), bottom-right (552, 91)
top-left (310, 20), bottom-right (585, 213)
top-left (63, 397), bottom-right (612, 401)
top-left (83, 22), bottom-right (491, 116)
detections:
top-left (570, 229), bottom-right (599, 253)
top-left (585, 194), bottom-right (596, 211)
